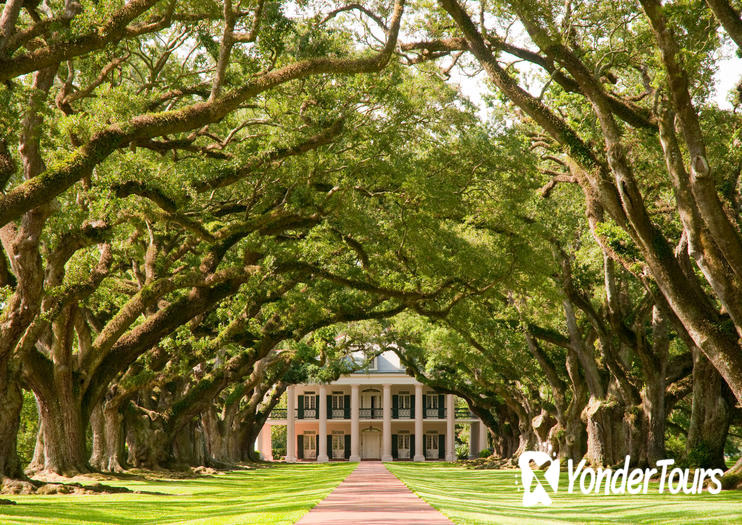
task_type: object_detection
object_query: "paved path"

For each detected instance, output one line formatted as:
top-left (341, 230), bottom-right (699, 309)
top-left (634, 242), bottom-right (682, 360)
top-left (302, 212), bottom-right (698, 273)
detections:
top-left (296, 462), bottom-right (453, 524)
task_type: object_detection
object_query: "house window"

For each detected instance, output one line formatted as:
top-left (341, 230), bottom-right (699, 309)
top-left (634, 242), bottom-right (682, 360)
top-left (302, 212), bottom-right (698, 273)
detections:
top-left (398, 434), bottom-right (410, 450)
top-left (304, 395), bottom-right (316, 410)
top-left (369, 357), bottom-right (378, 370)
top-left (360, 389), bottom-right (381, 418)
top-left (425, 394), bottom-right (439, 409)
top-left (332, 434), bottom-right (345, 454)
top-left (398, 394), bottom-right (411, 410)
top-left (331, 393), bottom-right (345, 419)
top-left (332, 394), bottom-right (345, 410)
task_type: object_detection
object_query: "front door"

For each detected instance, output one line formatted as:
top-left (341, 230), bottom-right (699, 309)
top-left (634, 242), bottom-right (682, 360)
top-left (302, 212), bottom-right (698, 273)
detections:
top-left (361, 430), bottom-right (380, 459)
top-left (398, 434), bottom-right (410, 459)
top-left (425, 433), bottom-right (438, 459)
top-left (332, 434), bottom-right (345, 459)
top-left (303, 433), bottom-right (316, 459)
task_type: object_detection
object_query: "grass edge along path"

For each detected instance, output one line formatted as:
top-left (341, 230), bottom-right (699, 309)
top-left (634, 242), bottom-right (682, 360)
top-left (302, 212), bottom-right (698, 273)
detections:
top-left (385, 462), bottom-right (742, 525)
top-left (0, 462), bottom-right (358, 525)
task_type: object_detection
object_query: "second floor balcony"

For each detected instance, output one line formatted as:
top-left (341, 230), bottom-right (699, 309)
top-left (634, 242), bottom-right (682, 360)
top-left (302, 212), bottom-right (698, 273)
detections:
top-left (268, 406), bottom-right (475, 421)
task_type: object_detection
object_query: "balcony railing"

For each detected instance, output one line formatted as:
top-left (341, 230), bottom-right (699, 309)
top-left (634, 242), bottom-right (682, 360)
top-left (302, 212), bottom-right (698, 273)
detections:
top-left (425, 408), bottom-right (440, 419)
top-left (359, 408), bottom-right (383, 419)
top-left (397, 408), bottom-right (412, 419)
top-left (269, 406), bottom-right (475, 420)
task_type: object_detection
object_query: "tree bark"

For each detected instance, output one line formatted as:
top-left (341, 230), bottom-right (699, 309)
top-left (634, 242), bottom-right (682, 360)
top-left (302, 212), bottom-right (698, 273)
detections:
top-left (89, 403), bottom-right (105, 471)
top-left (687, 348), bottom-right (730, 469)
top-left (0, 360), bottom-right (24, 480)
top-left (583, 397), bottom-right (625, 467)
top-left (32, 392), bottom-right (89, 475)
top-left (639, 306), bottom-right (669, 466)
top-left (89, 399), bottom-right (127, 472)
top-left (125, 404), bottom-right (169, 470)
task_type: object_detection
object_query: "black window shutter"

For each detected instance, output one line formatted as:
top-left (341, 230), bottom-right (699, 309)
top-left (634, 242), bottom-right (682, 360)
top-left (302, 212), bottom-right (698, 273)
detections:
top-left (327, 435), bottom-right (333, 459)
top-left (410, 434), bottom-right (415, 457)
top-left (344, 395), bottom-right (350, 419)
top-left (316, 395), bottom-right (320, 417)
top-left (391, 434), bottom-right (398, 459)
top-left (297, 435), bottom-right (304, 459)
top-left (327, 393), bottom-right (332, 420)
top-left (438, 394), bottom-right (445, 419)
top-left (410, 395), bottom-right (415, 418)
top-left (439, 434), bottom-right (445, 459)
top-left (316, 434), bottom-right (320, 456)
top-left (298, 395), bottom-right (304, 419)
top-left (344, 434), bottom-right (351, 459)
top-left (392, 395), bottom-right (398, 419)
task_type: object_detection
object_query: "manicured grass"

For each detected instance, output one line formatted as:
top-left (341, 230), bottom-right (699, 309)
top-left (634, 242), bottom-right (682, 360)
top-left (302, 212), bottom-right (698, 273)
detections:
top-left (0, 462), bottom-right (356, 525)
top-left (386, 462), bottom-right (742, 525)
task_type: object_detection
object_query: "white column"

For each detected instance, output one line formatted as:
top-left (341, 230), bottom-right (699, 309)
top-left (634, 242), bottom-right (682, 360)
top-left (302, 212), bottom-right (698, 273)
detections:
top-left (286, 385), bottom-right (296, 462)
top-left (318, 384), bottom-right (329, 462)
top-left (259, 423), bottom-right (273, 461)
top-left (478, 418), bottom-right (488, 454)
top-left (350, 384), bottom-right (360, 461)
top-left (414, 383), bottom-right (424, 461)
top-left (382, 384), bottom-right (393, 461)
top-left (445, 394), bottom-right (455, 462)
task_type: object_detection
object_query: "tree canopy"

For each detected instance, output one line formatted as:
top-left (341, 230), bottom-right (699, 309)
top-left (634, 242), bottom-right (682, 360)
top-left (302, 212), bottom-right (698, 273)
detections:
top-left (1, 0), bottom-right (742, 488)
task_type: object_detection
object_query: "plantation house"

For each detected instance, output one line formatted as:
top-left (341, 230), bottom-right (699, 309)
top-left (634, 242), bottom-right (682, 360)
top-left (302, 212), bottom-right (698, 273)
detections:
top-left (259, 352), bottom-right (488, 461)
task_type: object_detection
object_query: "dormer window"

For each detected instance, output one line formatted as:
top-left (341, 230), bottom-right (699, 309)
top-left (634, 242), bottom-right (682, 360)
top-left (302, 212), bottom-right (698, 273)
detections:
top-left (369, 356), bottom-right (378, 371)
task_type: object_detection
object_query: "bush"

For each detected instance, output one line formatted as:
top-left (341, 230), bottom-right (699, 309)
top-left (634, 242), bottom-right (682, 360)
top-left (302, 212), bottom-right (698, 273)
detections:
top-left (456, 444), bottom-right (469, 460)
top-left (686, 442), bottom-right (715, 468)
top-left (721, 472), bottom-right (742, 490)
top-left (479, 448), bottom-right (492, 458)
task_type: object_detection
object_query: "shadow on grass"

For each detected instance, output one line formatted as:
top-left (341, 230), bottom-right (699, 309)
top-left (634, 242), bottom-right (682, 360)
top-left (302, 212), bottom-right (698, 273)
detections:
top-left (0, 462), bottom-right (357, 525)
top-left (386, 462), bottom-right (742, 525)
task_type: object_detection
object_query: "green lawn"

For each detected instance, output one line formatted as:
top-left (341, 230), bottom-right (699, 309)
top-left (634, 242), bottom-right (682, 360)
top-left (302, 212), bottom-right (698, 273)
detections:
top-left (386, 462), bottom-right (742, 525)
top-left (0, 462), bottom-right (356, 525)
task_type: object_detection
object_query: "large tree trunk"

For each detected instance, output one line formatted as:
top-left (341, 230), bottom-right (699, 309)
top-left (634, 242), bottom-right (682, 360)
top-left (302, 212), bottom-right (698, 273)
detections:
top-left (623, 404), bottom-right (647, 467)
top-left (101, 401), bottom-right (127, 472)
top-left (172, 423), bottom-right (206, 468)
top-left (89, 400), bottom-right (126, 472)
top-left (639, 305), bottom-right (669, 466)
top-left (642, 378), bottom-right (667, 466)
top-left (583, 396), bottom-right (625, 466)
top-left (125, 405), bottom-right (169, 470)
top-left (33, 392), bottom-right (89, 475)
top-left (487, 406), bottom-right (519, 458)
top-left (687, 348), bottom-right (730, 469)
top-left (240, 420), bottom-right (263, 462)
top-left (89, 403), bottom-right (105, 471)
top-left (513, 413), bottom-right (539, 458)
top-left (531, 409), bottom-right (557, 451)
top-left (0, 360), bottom-right (24, 481)
top-left (550, 403), bottom-right (586, 462)
top-left (201, 407), bottom-right (236, 467)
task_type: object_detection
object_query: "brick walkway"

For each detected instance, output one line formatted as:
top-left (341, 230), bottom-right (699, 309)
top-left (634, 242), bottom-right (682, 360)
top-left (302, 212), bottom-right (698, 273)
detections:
top-left (296, 461), bottom-right (453, 524)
